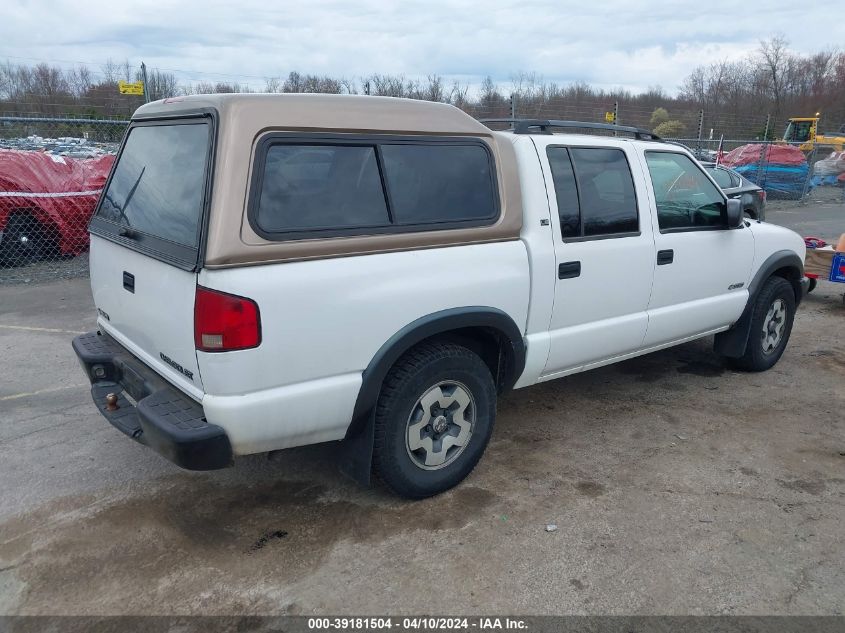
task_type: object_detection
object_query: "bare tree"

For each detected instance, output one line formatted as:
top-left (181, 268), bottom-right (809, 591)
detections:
top-left (364, 74), bottom-right (408, 97)
top-left (757, 35), bottom-right (791, 120)
top-left (338, 77), bottom-right (357, 94)
top-left (101, 58), bottom-right (118, 84)
top-left (447, 80), bottom-right (469, 107)
top-left (510, 71), bottom-right (543, 101)
top-left (1, 45), bottom-right (844, 134)
top-left (421, 74), bottom-right (445, 102)
top-left (141, 69), bottom-right (180, 100)
top-left (282, 71), bottom-right (304, 93)
top-left (67, 65), bottom-right (92, 98)
top-left (478, 76), bottom-right (503, 108)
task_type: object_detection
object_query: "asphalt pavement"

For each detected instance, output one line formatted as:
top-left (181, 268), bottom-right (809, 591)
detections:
top-left (0, 198), bottom-right (843, 616)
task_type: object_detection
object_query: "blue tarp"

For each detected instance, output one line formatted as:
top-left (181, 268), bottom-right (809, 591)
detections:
top-left (733, 163), bottom-right (811, 199)
top-left (810, 174), bottom-right (841, 187)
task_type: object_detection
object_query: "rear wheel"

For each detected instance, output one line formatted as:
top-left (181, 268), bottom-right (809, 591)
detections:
top-left (730, 276), bottom-right (796, 371)
top-left (0, 213), bottom-right (50, 266)
top-left (373, 341), bottom-right (496, 499)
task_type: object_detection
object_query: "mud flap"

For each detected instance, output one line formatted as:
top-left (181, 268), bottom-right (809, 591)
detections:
top-left (338, 409), bottom-right (375, 487)
top-left (714, 305), bottom-right (753, 358)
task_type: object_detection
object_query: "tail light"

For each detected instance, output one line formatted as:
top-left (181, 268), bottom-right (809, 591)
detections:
top-left (194, 286), bottom-right (261, 352)
top-left (758, 190), bottom-right (767, 202)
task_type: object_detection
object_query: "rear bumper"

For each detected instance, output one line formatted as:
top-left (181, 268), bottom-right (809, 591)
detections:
top-left (73, 331), bottom-right (233, 470)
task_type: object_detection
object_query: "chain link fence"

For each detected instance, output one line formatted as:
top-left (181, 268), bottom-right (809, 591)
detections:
top-left (0, 116), bottom-right (126, 283)
top-left (1, 106), bottom-right (842, 285)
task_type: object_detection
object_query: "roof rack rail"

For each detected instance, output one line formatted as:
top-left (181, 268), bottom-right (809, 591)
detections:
top-left (479, 118), bottom-right (662, 141)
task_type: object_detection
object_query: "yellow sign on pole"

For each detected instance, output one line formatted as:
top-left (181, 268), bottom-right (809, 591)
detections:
top-left (118, 80), bottom-right (145, 96)
top-left (605, 111), bottom-right (616, 123)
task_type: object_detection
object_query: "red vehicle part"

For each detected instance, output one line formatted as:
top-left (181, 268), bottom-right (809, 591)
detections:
top-left (0, 150), bottom-right (114, 257)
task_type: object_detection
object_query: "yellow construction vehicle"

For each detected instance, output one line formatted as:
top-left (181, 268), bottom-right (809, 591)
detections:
top-left (782, 115), bottom-right (845, 152)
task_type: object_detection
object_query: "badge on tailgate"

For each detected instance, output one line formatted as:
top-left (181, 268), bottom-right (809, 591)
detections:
top-left (159, 352), bottom-right (195, 381)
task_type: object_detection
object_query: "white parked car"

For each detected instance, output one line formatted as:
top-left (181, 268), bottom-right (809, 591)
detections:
top-left (74, 95), bottom-right (808, 498)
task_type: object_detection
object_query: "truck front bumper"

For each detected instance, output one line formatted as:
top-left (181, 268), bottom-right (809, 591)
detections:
top-left (73, 331), bottom-right (233, 470)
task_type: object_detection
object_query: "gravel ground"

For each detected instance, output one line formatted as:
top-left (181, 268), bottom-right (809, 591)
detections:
top-left (1, 193), bottom-right (843, 616)
top-left (0, 254), bottom-right (89, 286)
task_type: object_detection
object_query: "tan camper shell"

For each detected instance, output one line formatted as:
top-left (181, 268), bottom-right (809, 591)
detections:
top-left (126, 94), bottom-right (523, 268)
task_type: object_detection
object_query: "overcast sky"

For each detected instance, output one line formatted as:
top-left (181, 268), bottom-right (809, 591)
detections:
top-left (3, 0), bottom-right (843, 95)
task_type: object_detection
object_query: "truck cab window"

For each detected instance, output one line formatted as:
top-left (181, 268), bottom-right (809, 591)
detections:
top-left (784, 120), bottom-right (812, 143)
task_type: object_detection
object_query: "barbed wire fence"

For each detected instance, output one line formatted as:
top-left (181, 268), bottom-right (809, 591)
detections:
top-left (0, 98), bottom-right (841, 284)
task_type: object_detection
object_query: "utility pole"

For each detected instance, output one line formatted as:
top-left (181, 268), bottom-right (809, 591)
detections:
top-left (697, 109), bottom-right (704, 151)
top-left (763, 113), bottom-right (771, 141)
top-left (141, 62), bottom-right (151, 103)
top-left (613, 100), bottom-right (619, 136)
top-left (509, 93), bottom-right (517, 129)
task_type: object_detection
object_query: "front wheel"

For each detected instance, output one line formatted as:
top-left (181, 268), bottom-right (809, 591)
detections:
top-left (730, 276), bottom-right (796, 371)
top-left (373, 341), bottom-right (496, 499)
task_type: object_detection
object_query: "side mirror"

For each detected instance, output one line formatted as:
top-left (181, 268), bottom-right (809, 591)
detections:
top-left (726, 198), bottom-right (743, 228)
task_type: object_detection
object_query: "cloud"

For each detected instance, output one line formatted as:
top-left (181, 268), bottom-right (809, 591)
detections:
top-left (2, 0), bottom-right (843, 94)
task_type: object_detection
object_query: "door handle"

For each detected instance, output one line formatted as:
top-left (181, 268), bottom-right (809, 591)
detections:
top-left (657, 249), bottom-right (674, 265)
top-left (558, 261), bottom-right (581, 279)
top-left (123, 271), bottom-right (135, 293)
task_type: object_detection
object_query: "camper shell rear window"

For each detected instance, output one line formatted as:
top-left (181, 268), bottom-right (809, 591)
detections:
top-left (90, 116), bottom-right (214, 269)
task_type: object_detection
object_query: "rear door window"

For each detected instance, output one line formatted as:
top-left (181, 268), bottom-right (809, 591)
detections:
top-left (96, 121), bottom-right (211, 250)
top-left (546, 147), bottom-right (580, 238)
top-left (546, 146), bottom-right (639, 239)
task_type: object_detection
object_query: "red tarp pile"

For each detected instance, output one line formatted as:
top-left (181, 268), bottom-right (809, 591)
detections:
top-left (721, 143), bottom-right (810, 198)
top-left (0, 150), bottom-right (114, 256)
top-left (721, 143), bottom-right (807, 167)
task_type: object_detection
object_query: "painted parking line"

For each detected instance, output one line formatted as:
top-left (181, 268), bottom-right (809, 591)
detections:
top-left (0, 384), bottom-right (87, 402)
top-left (0, 324), bottom-right (86, 335)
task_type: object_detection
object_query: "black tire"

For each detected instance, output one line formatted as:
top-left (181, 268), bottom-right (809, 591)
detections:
top-left (0, 213), bottom-right (49, 266)
top-left (730, 276), bottom-right (796, 372)
top-left (807, 278), bottom-right (817, 293)
top-left (373, 341), bottom-right (496, 499)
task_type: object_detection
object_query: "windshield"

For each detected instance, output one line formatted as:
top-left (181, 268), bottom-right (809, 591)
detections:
top-left (98, 121), bottom-right (210, 247)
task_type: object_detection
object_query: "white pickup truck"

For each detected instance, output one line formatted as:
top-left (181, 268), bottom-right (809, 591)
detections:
top-left (73, 94), bottom-right (808, 498)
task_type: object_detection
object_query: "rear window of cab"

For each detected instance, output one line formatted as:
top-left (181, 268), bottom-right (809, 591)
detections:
top-left (249, 136), bottom-right (500, 240)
